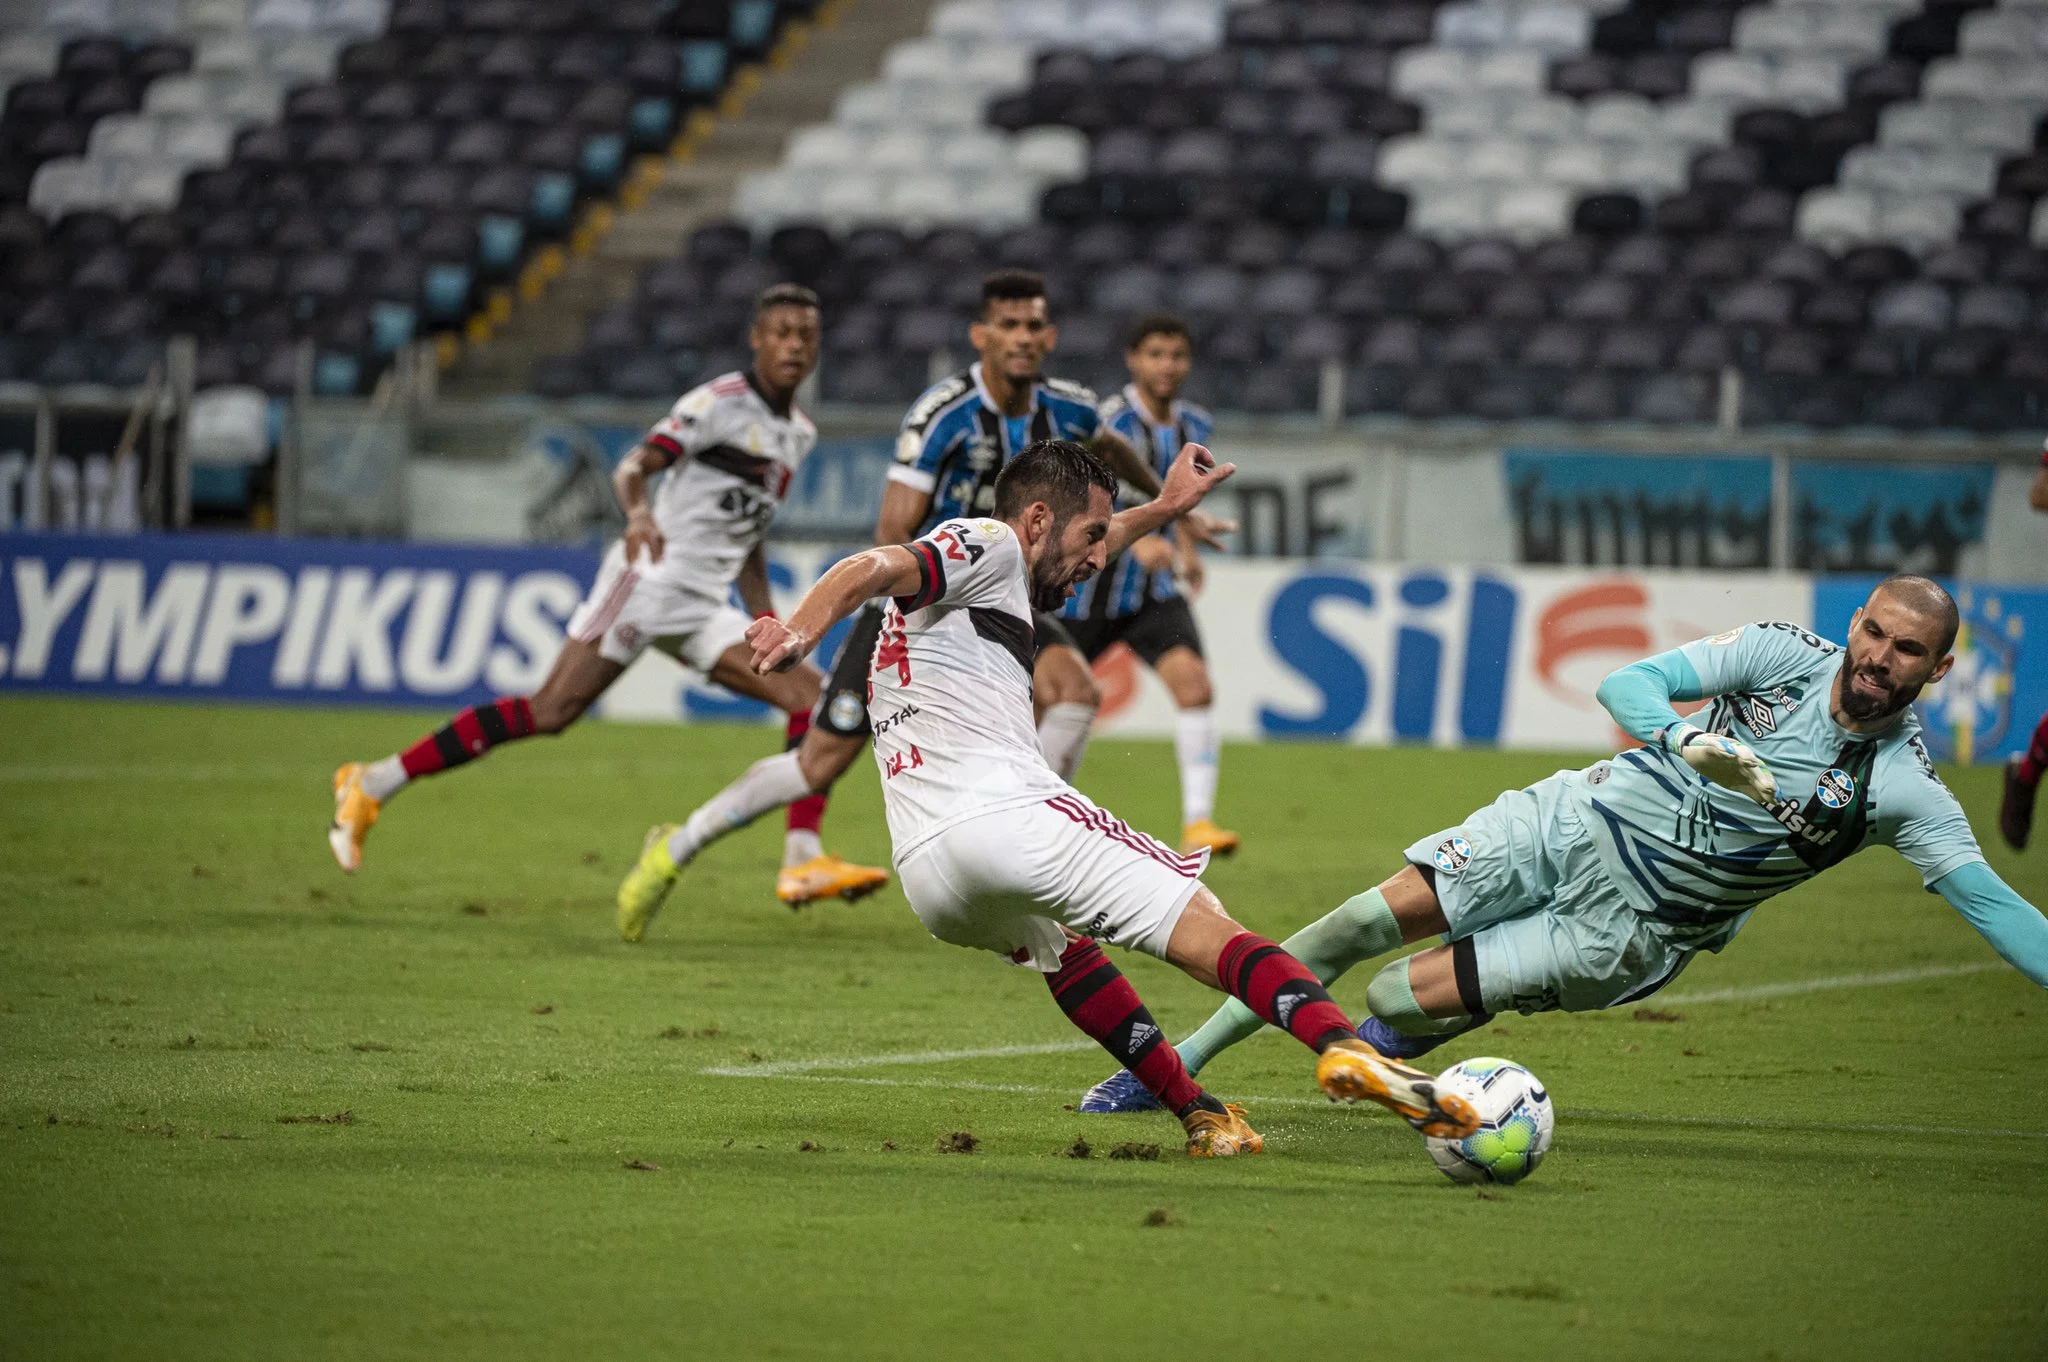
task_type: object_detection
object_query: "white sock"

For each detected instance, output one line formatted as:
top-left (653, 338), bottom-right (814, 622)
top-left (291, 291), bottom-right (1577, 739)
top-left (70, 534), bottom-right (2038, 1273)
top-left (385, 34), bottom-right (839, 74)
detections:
top-left (783, 828), bottom-right (822, 867)
top-left (1037, 702), bottom-right (1096, 782)
top-left (360, 755), bottom-right (408, 802)
top-left (667, 751), bottom-right (815, 866)
top-left (1175, 705), bottom-right (1220, 826)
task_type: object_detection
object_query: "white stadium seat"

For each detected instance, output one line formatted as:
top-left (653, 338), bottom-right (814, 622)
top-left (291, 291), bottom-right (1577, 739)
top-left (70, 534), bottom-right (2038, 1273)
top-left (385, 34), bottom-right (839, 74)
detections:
top-left (786, 124), bottom-right (865, 170)
top-left (1504, 95), bottom-right (1583, 143)
top-left (1473, 48), bottom-right (1546, 91)
top-left (1011, 125), bottom-right (1087, 180)
top-left (1152, 0), bottom-right (1222, 57)
top-left (1612, 142), bottom-right (1689, 195)
top-left (1768, 56), bottom-right (1845, 112)
top-left (1377, 135), bottom-right (1459, 187)
top-left (1658, 96), bottom-right (1733, 148)
top-left (1539, 140), bottom-right (1612, 191)
top-left (1795, 186), bottom-right (1878, 249)
top-left (1467, 137), bottom-right (1534, 185)
top-left (1409, 185), bottom-right (1495, 240)
top-left (930, 0), bottom-right (1001, 43)
top-left (1077, 0), bottom-right (1151, 55)
top-left (0, 32), bottom-right (60, 79)
top-left (1690, 53), bottom-right (1772, 105)
top-left (1959, 9), bottom-right (2047, 58)
top-left (1392, 48), bottom-right (1472, 100)
top-left (817, 172), bottom-right (886, 229)
top-left (1434, 2), bottom-right (1514, 49)
top-left (1493, 183), bottom-right (1572, 243)
top-left (886, 173), bottom-right (956, 230)
top-left (1582, 92), bottom-right (1656, 144)
top-left (1516, 4), bottom-right (1591, 55)
top-left (868, 129), bottom-right (936, 176)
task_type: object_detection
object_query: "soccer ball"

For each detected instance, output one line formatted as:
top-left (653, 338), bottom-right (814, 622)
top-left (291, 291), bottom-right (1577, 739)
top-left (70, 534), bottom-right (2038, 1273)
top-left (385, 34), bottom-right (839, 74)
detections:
top-left (1423, 1057), bottom-right (1553, 1185)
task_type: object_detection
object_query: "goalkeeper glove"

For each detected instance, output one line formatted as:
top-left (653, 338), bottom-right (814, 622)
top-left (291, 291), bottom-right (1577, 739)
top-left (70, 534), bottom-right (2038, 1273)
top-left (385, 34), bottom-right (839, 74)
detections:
top-left (1661, 723), bottom-right (1779, 806)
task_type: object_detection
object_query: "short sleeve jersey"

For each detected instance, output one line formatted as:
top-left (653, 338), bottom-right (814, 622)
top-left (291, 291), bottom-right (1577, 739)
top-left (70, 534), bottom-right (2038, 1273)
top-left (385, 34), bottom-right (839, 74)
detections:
top-left (1568, 621), bottom-right (1985, 942)
top-left (889, 364), bottom-right (1101, 536)
top-left (640, 371), bottom-right (817, 598)
top-left (866, 517), bottom-right (1069, 858)
top-left (1060, 387), bottom-right (1213, 622)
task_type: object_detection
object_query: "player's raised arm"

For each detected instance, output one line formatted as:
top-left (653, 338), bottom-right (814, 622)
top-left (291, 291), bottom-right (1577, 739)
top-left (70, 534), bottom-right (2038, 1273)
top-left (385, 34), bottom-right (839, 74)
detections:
top-left (1594, 644), bottom-right (1777, 805)
top-left (1105, 443), bottom-right (1235, 558)
top-left (749, 546), bottom-right (923, 674)
top-left (1933, 863), bottom-right (2048, 989)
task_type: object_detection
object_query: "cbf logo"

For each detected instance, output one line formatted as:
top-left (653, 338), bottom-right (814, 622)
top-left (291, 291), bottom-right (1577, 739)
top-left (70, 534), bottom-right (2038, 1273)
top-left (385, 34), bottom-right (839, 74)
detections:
top-left (1917, 588), bottom-right (2019, 765)
top-left (1815, 768), bottom-right (1856, 809)
top-left (1433, 835), bottom-right (1473, 874)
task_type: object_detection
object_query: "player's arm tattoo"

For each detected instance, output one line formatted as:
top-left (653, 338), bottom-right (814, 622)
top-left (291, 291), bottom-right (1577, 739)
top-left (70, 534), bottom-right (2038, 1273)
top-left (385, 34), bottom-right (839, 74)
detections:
top-left (750, 546), bottom-right (922, 674)
top-left (735, 543), bottom-right (774, 618)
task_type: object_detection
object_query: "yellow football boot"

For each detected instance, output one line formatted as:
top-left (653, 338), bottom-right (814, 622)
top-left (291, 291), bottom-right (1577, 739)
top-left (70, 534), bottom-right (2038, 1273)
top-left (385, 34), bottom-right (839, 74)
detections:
top-left (1183, 1102), bottom-right (1265, 1158)
top-left (1180, 818), bottom-right (1240, 857)
top-left (616, 825), bottom-right (683, 943)
top-left (327, 762), bottom-right (380, 874)
top-left (1316, 1037), bottom-right (1481, 1139)
top-left (775, 854), bottom-right (890, 907)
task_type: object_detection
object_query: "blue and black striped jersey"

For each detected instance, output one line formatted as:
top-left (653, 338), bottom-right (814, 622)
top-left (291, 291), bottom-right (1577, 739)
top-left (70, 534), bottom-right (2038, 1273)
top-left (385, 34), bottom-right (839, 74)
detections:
top-left (888, 363), bottom-right (1102, 538)
top-left (1060, 386), bottom-right (1215, 623)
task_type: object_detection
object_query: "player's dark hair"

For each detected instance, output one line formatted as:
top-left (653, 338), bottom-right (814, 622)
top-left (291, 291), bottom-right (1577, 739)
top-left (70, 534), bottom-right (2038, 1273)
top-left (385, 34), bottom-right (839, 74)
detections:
top-left (1873, 574), bottom-right (1960, 654)
top-left (980, 268), bottom-right (1048, 317)
top-left (754, 282), bottom-right (821, 319)
top-left (1125, 312), bottom-right (1192, 352)
top-left (994, 438), bottom-right (1116, 521)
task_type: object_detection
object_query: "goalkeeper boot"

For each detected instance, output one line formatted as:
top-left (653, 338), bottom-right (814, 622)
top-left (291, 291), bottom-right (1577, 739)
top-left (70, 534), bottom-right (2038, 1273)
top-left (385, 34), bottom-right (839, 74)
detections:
top-left (327, 763), bottom-right (380, 874)
top-left (776, 854), bottom-right (889, 907)
top-left (1180, 818), bottom-right (1240, 857)
top-left (1080, 1068), bottom-right (1162, 1114)
top-left (616, 825), bottom-right (683, 943)
top-left (1999, 755), bottom-right (2036, 851)
top-left (1316, 1037), bottom-right (1481, 1139)
top-left (1183, 1102), bottom-right (1263, 1158)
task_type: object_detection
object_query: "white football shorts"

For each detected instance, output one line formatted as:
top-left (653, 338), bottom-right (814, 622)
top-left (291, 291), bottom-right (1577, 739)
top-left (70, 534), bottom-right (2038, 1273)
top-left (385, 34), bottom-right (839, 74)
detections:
top-left (565, 541), bottom-right (754, 670)
top-left (896, 791), bottom-right (1211, 972)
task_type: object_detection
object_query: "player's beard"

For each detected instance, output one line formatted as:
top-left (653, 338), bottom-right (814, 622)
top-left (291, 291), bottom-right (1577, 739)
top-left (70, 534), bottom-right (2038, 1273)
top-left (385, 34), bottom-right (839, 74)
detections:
top-left (1029, 524), bottom-right (1085, 611)
top-left (1836, 653), bottom-right (1921, 723)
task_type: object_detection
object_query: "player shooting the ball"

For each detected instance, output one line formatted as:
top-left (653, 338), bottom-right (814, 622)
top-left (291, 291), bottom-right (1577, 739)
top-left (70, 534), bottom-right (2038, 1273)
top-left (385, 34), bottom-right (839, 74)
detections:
top-left (1081, 576), bottom-right (2048, 1112)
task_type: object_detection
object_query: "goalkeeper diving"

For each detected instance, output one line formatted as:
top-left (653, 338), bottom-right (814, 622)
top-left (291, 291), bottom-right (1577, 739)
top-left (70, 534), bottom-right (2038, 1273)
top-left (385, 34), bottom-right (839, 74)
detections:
top-left (1081, 574), bottom-right (2048, 1111)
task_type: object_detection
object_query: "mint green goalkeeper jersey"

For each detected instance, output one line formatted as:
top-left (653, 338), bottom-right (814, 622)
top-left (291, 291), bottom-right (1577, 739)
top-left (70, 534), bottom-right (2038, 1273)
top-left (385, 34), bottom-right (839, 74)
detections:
top-left (1567, 620), bottom-right (1985, 945)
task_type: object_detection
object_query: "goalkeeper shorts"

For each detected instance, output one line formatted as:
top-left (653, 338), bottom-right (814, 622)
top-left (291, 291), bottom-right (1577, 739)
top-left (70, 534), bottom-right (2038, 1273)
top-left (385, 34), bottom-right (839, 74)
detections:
top-left (1404, 771), bottom-right (1697, 1016)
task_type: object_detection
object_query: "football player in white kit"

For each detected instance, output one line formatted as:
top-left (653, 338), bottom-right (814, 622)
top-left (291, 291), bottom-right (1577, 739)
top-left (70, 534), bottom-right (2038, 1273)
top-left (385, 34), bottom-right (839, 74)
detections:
top-left (328, 284), bottom-right (888, 907)
top-left (741, 437), bottom-right (1483, 1157)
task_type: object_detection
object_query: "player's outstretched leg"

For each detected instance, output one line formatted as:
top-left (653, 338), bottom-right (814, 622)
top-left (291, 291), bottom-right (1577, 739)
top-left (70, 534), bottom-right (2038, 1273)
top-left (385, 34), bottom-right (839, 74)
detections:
top-left (330, 642), bottom-right (620, 873)
top-left (1082, 875), bottom-right (1496, 1112)
top-left (1045, 937), bottom-right (1261, 1157)
top-left (782, 709), bottom-right (829, 867)
top-left (1158, 886), bottom-right (1480, 1138)
top-left (2000, 712), bottom-right (2048, 849)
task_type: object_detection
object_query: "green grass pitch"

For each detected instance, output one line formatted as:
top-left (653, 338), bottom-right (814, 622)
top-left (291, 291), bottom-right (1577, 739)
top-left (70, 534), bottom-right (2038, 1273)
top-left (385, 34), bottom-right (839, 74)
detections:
top-left (2, 695), bottom-right (2045, 1361)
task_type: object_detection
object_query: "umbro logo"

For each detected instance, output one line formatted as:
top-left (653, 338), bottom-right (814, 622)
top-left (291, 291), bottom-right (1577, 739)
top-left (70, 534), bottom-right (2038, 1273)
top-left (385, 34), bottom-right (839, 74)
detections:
top-left (1742, 696), bottom-right (1777, 734)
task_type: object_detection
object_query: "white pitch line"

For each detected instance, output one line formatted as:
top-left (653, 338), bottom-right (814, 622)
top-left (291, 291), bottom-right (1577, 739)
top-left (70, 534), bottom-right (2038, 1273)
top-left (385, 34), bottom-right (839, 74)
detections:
top-left (699, 1072), bottom-right (2048, 1141)
top-left (700, 1039), bottom-right (1096, 1078)
top-left (1657, 960), bottom-right (2002, 1005)
top-left (700, 961), bottom-right (2007, 1081)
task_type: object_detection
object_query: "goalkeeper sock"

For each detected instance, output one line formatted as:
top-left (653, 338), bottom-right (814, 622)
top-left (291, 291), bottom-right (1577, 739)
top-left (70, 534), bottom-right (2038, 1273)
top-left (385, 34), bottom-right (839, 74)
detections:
top-left (1046, 937), bottom-right (1208, 1117)
top-left (1365, 955), bottom-right (1491, 1039)
top-left (1037, 702), bottom-right (1095, 782)
top-left (667, 750), bottom-right (814, 867)
top-left (1176, 888), bottom-right (1405, 1076)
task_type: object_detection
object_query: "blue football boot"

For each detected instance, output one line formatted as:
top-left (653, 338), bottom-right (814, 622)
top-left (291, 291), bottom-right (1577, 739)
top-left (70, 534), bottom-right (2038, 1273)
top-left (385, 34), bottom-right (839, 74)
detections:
top-left (1357, 1014), bottom-right (1488, 1062)
top-left (1078, 1068), bottom-right (1162, 1113)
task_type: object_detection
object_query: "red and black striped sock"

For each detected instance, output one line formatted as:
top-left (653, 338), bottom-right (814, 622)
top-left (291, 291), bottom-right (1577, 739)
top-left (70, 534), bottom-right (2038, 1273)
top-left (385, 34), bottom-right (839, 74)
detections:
top-left (1216, 931), bottom-right (1356, 1054)
top-left (783, 710), bottom-right (826, 838)
top-left (2020, 711), bottom-right (2048, 786)
top-left (1046, 938), bottom-right (1215, 1118)
top-left (398, 696), bottom-right (537, 779)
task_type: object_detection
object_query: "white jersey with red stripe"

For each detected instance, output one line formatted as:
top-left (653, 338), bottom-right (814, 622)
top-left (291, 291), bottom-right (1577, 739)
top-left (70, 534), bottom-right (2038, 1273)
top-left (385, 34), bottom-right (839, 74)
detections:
top-left (866, 516), bottom-right (1071, 859)
top-left (639, 370), bottom-right (816, 599)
